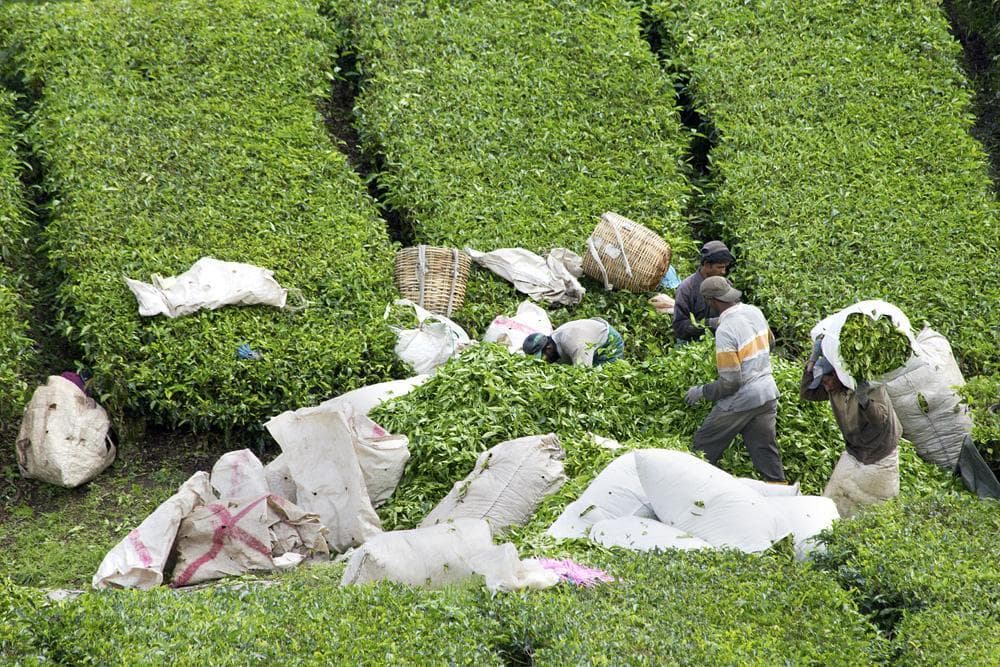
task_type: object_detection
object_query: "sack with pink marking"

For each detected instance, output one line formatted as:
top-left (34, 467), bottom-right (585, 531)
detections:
top-left (92, 472), bottom-right (215, 590)
top-left (483, 300), bottom-right (553, 353)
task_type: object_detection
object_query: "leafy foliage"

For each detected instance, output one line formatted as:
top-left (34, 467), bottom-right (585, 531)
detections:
top-left (956, 372), bottom-right (1000, 470)
top-left (656, 0), bottom-right (1000, 376)
top-left (839, 313), bottom-right (912, 381)
top-left (0, 0), bottom-right (402, 429)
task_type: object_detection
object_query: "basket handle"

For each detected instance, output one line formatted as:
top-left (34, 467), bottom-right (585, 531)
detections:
top-left (416, 244), bottom-right (428, 310)
top-left (586, 237), bottom-right (614, 290)
top-left (605, 213), bottom-right (635, 279)
top-left (445, 248), bottom-right (460, 318)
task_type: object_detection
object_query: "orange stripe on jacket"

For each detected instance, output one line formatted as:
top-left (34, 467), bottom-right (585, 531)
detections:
top-left (715, 331), bottom-right (772, 370)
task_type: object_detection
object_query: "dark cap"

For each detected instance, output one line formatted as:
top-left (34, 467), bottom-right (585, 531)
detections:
top-left (522, 333), bottom-right (551, 357)
top-left (700, 276), bottom-right (741, 303)
top-left (700, 240), bottom-right (735, 265)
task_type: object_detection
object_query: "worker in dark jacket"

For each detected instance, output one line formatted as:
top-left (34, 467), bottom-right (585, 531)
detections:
top-left (672, 240), bottom-right (735, 343)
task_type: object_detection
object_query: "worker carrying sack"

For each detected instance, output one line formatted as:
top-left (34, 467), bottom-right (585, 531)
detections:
top-left (16, 375), bottom-right (115, 488)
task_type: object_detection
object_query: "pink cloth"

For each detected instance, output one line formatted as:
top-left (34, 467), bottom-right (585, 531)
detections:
top-left (536, 558), bottom-right (614, 587)
top-left (60, 371), bottom-right (86, 393)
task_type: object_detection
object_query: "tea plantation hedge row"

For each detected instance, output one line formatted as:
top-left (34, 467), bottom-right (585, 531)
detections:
top-left (816, 494), bottom-right (1000, 662)
top-left (334, 0), bottom-right (696, 351)
top-left (658, 0), bottom-right (1000, 375)
top-left (1, 551), bottom-right (880, 665)
top-left (0, 91), bottom-right (34, 421)
top-left (0, 0), bottom-right (402, 428)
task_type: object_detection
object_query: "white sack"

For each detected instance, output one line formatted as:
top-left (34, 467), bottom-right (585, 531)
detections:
top-left (125, 257), bottom-right (288, 318)
top-left (809, 300), bottom-right (919, 390)
top-left (465, 247), bottom-right (585, 306)
top-left (264, 408), bottom-right (381, 552)
top-left (341, 519), bottom-right (556, 592)
top-left (93, 472), bottom-right (215, 590)
top-left (171, 493), bottom-right (329, 587)
top-left (736, 478), bottom-right (801, 497)
top-left (590, 517), bottom-right (712, 552)
top-left (387, 299), bottom-right (471, 375)
top-left (16, 376), bottom-right (115, 488)
top-left (547, 451), bottom-right (656, 539)
top-left (483, 300), bottom-right (553, 353)
top-left (266, 403), bottom-right (409, 508)
top-left (210, 449), bottom-right (269, 500)
top-left (420, 434), bottom-right (566, 533)
top-left (885, 328), bottom-right (971, 470)
top-left (767, 496), bottom-right (839, 561)
top-left (547, 247), bottom-right (584, 278)
top-left (635, 449), bottom-right (791, 553)
top-left (321, 376), bottom-right (430, 416)
top-left (823, 448), bottom-right (899, 518)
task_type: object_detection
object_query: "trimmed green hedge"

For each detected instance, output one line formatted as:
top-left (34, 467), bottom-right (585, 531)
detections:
top-left (335, 0), bottom-right (696, 351)
top-left (0, 90), bottom-right (34, 422)
top-left (0, 0), bottom-right (401, 429)
top-left (3, 554), bottom-right (881, 666)
top-left (659, 0), bottom-right (1000, 376)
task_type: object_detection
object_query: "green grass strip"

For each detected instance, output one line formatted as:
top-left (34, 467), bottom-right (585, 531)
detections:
top-left (1, 0), bottom-right (401, 428)
top-left (659, 0), bottom-right (1000, 375)
top-left (0, 90), bottom-right (35, 422)
top-left (338, 0), bottom-right (695, 350)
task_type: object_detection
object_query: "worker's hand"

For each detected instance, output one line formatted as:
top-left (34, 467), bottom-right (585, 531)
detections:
top-left (855, 381), bottom-right (871, 408)
top-left (706, 317), bottom-right (719, 330)
top-left (685, 385), bottom-right (705, 406)
top-left (808, 335), bottom-right (824, 364)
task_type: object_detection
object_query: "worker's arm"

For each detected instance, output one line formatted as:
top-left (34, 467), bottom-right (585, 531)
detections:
top-left (671, 285), bottom-right (705, 341)
top-left (701, 332), bottom-right (742, 401)
top-left (799, 364), bottom-right (828, 401)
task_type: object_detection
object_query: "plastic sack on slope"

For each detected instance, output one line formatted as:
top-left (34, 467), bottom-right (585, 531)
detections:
top-left (320, 376), bottom-right (431, 417)
top-left (885, 328), bottom-right (972, 471)
top-left (16, 375), bottom-right (115, 488)
top-left (590, 516), bottom-right (712, 552)
top-left (767, 496), bottom-right (839, 561)
top-left (466, 247), bottom-right (585, 306)
top-left (547, 451), bottom-right (656, 539)
top-left (736, 478), bottom-right (801, 497)
top-left (635, 449), bottom-right (791, 553)
top-left (93, 472), bottom-right (215, 590)
top-left (386, 299), bottom-right (471, 375)
top-left (823, 448), bottom-right (899, 518)
top-left (125, 257), bottom-right (293, 318)
top-left (341, 519), bottom-right (558, 592)
top-left (483, 300), bottom-right (554, 353)
top-left (265, 408), bottom-right (381, 552)
top-left (420, 434), bottom-right (566, 533)
top-left (809, 300), bottom-right (919, 391)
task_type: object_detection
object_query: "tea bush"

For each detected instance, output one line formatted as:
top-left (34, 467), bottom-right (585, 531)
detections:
top-left (333, 0), bottom-right (697, 352)
top-left (657, 0), bottom-right (1000, 376)
top-left (0, 0), bottom-right (401, 429)
top-left (0, 91), bottom-right (34, 421)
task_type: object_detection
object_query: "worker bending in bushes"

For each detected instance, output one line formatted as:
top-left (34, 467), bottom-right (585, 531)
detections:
top-left (672, 240), bottom-right (735, 344)
top-left (522, 317), bottom-right (624, 367)
top-left (684, 276), bottom-right (786, 483)
top-left (800, 337), bottom-right (901, 515)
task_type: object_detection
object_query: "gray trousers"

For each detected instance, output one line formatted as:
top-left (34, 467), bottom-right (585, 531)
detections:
top-left (692, 399), bottom-right (785, 482)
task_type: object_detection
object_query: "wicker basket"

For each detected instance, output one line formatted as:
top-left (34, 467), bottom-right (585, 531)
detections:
top-left (393, 245), bottom-right (471, 317)
top-left (582, 212), bottom-right (671, 292)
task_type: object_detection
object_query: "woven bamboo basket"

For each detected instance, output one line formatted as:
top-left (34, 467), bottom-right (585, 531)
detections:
top-left (393, 245), bottom-right (471, 317)
top-left (582, 212), bottom-right (671, 292)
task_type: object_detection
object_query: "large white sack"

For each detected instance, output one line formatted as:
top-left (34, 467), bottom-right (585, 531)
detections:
top-left (341, 519), bottom-right (557, 592)
top-left (210, 449), bottom-right (269, 500)
top-left (171, 494), bottom-right (330, 587)
top-left (736, 478), bottom-right (801, 497)
top-left (885, 328), bottom-right (971, 471)
top-left (823, 448), bottom-right (899, 518)
top-left (420, 434), bottom-right (566, 533)
top-left (483, 300), bottom-right (554, 353)
top-left (16, 376), bottom-right (115, 488)
top-left (635, 449), bottom-right (791, 553)
top-left (465, 247), bottom-right (585, 306)
top-left (125, 256), bottom-right (289, 318)
top-left (320, 376), bottom-right (430, 416)
top-left (590, 517), bottom-right (712, 552)
top-left (387, 299), bottom-right (471, 375)
top-left (547, 451), bottom-right (656, 539)
top-left (809, 300), bottom-right (919, 390)
top-left (767, 496), bottom-right (839, 561)
top-left (93, 472), bottom-right (215, 590)
top-left (264, 408), bottom-right (381, 552)
top-left (265, 404), bottom-right (409, 508)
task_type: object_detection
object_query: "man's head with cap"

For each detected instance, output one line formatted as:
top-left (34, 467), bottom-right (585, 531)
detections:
top-left (523, 333), bottom-right (558, 363)
top-left (699, 241), bottom-right (734, 278)
top-left (700, 276), bottom-right (741, 306)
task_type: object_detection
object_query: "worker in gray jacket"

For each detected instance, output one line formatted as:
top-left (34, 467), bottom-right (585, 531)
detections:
top-left (672, 240), bottom-right (735, 343)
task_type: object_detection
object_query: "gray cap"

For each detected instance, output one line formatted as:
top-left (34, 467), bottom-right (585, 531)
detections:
top-left (700, 276), bottom-right (741, 303)
top-left (808, 356), bottom-right (835, 389)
